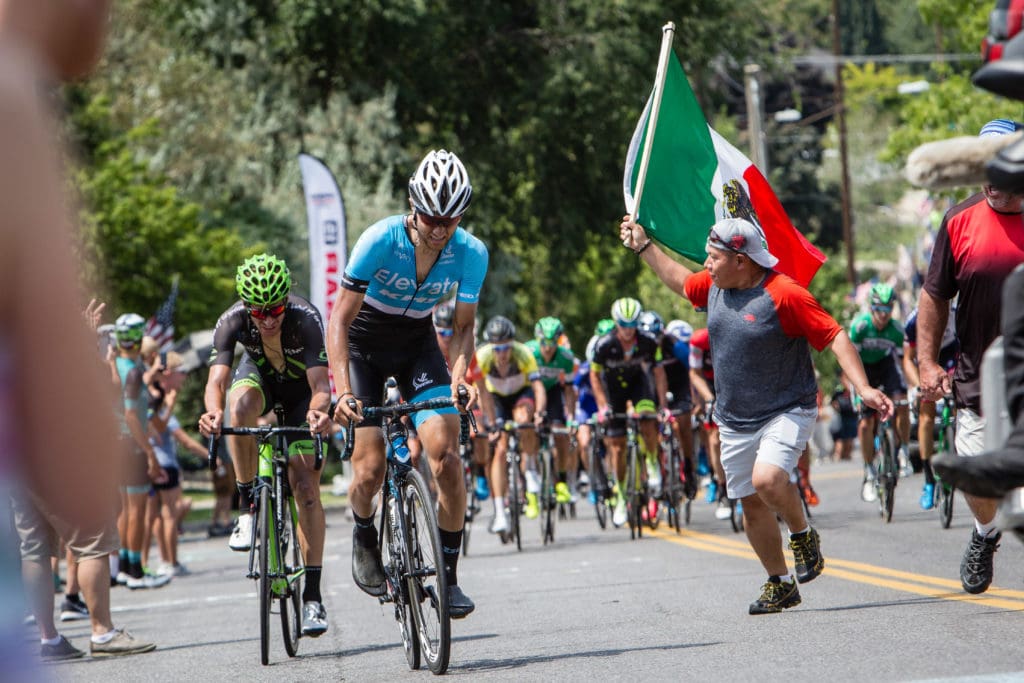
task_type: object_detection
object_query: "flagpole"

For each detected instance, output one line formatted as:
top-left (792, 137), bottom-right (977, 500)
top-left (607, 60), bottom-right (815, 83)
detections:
top-left (629, 21), bottom-right (676, 227)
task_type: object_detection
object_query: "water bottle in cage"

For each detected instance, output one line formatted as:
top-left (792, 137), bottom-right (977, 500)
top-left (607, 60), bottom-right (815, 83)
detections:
top-left (387, 421), bottom-right (412, 465)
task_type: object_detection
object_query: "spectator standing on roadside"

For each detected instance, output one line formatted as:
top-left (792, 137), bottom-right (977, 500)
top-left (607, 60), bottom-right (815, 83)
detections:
top-left (916, 118), bottom-right (1024, 595)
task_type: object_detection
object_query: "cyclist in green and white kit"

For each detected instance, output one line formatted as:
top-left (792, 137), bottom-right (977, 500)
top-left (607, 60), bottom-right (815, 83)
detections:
top-left (849, 284), bottom-right (908, 502)
top-left (526, 317), bottom-right (579, 504)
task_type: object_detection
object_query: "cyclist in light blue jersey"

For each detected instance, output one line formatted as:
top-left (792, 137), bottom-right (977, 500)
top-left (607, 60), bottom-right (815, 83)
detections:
top-left (329, 150), bottom-right (488, 619)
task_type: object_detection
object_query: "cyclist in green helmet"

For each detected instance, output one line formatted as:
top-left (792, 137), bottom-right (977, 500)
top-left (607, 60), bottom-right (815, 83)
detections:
top-left (527, 317), bottom-right (579, 505)
top-left (199, 253), bottom-right (334, 637)
top-left (850, 282), bottom-right (910, 503)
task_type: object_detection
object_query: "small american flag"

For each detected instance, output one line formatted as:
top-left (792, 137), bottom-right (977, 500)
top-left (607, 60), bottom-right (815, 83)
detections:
top-left (145, 276), bottom-right (179, 352)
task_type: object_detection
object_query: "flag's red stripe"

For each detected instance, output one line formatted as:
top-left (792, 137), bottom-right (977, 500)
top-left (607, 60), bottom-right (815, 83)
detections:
top-left (742, 166), bottom-right (826, 287)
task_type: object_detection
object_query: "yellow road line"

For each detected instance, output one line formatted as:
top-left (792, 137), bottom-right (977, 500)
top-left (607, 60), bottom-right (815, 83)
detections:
top-left (648, 526), bottom-right (1024, 610)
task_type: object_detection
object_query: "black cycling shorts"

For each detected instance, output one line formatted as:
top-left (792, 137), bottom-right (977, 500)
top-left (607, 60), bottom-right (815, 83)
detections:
top-left (864, 355), bottom-right (906, 399)
top-left (604, 375), bottom-right (655, 437)
top-left (348, 328), bottom-right (452, 428)
top-left (231, 354), bottom-right (312, 428)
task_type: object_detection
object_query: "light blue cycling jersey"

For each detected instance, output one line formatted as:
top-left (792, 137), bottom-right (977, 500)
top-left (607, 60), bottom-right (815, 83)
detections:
top-left (343, 214), bottom-right (488, 321)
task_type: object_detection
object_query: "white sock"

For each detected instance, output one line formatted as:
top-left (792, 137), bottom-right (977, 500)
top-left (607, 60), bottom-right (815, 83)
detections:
top-left (976, 519), bottom-right (999, 538)
top-left (41, 635), bottom-right (62, 646)
top-left (109, 554), bottom-right (119, 576)
top-left (91, 629), bottom-right (117, 644)
top-left (493, 496), bottom-right (505, 513)
top-left (790, 527), bottom-right (810, 538)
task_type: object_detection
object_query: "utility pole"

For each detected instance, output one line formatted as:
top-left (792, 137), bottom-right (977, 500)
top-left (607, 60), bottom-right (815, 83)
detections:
top-left (832, 0), bottom-right (857, 288)
top-left (744, 63), bottom-right (768, 173)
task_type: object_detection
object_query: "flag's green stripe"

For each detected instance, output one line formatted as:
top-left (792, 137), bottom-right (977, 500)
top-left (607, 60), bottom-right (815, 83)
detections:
top-left (630, 53), bottom-right (719, 263)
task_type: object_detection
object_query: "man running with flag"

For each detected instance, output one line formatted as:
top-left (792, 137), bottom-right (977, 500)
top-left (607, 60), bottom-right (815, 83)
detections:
top-left (619, 22), bottom-right (890, 614)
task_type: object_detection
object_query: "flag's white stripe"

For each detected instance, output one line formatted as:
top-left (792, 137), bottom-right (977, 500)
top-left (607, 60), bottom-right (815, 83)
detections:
top-left (623, 94), bottom-right (654, 215)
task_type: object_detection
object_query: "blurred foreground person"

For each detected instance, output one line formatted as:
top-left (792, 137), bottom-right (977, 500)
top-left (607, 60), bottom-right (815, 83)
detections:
top-left (1, 0), bottom-right (156, 662)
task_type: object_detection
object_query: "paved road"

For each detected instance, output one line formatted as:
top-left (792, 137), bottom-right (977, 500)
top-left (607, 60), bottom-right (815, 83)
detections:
top-left (41, 459), bottom-right (1024, 682)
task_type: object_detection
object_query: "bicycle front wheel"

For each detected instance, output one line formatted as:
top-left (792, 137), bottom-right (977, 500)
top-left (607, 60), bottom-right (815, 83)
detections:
top-left (878, 429), bottom-right (896, 523)
top-left (589, 443), bottom-right (608, 530)
top-left (381, 491), bottom-right (420, 671)
top-left (281, 496), bottom-right (301, 658)
top-left (625, 445), bottom-right (642, 540)
top-left (257, 486), bottom-right (272, 666)
top-left (404, 468), bottom-right (451, 675)
top-left (508, 454), bottom-right (522, 552)
top-left (540, 451), bottom-right (555, 545)
top-left (462, 463), bottom-right (476, 557)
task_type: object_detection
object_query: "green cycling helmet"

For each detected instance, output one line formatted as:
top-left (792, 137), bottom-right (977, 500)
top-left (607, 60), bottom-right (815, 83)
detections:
top-left (534, 316), bottom-right (564, 342)
top-left (869, 283), bottom-right (896, 308)
top-left (594, 318), bottom-right (615, 336)
top-left (236, 253), bottom-right (291, 306)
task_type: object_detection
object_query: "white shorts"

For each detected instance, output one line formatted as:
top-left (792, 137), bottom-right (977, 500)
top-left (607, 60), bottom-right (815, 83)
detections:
top-left (955, 408), bottom-right (985, 457)
top-left (718, 407), bottom-right (817, 500)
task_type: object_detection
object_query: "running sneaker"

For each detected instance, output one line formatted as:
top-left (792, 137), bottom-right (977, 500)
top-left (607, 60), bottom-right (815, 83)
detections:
top-left (555, 482), bottom-right (572, 505)
top-left (89, 629), bottom-right (157, 658)
top-left (524, 492), bottom-right (539, 519)
top-left (41, 635), bottom-right (86, 661)
top-left (474, 476), bottom-right (490, 501)
top-left (228, 513), bottom-right (253, 552)
top-left (748, 576), bottom-right (801, 615)
top-left (114, 571), bottom-right (130, 586)
top-left (960, 530), bottom-right (1001, 594)
top-left (789, 528), bottom-right (824, 583)
top-left (612, 496), bottom-right (627, 527)
top-left (301, 601), bottom-right (328, 637)
top-left (920, 482), bottom-right (936, 510)
top-left (705, 479), bottom-right (719, 504)
top-left (59, 597), bottom-right (89, 622)
top-left (715, 497), bottom-right (732, 520)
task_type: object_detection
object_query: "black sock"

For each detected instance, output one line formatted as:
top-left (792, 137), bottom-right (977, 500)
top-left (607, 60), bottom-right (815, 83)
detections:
top-left (130, 560), bottom-right (143, 580)
top-left (472, 464), bottom-right (484, 478)
top-left (65, 592), bottom-right (81, 604)
top-left (922, 459), bottom-right (935, 485)
top-left (439, 528), bottom-right (462, 586)
top-left (352, 510), bottom-right (378, 547)
top-left (558, 471), bottom-right (567, 484)
top-left (237, 481), bottom-right (255, 510)
top-left (302, 566), bottom-right (322, 603)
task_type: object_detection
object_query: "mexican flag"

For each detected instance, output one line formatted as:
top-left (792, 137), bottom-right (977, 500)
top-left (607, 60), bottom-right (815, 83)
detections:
top-left (624, 50), bottom-right (826, 287)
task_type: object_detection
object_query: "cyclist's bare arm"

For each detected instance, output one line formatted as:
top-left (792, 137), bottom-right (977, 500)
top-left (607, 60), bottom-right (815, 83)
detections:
top-left (200, 364), bottom-right (232, 436)
top-left (305, 365), bottom-right (332, 435)
top-left (902, 341), bottom-right (921, 390)
top-left (589, 366), bottom-right (609, 412)
top-left (689, 370), bottom-right (714, 405)
top-left (532, 378), bottom-right (547, 420)
top-left (326, 286), bottom-right (364, 422)
top-left (450, 301), bottom-right (479, 408)
top-left (654, 364), bottom-right (669, 411)
top-left (829, 330), bottom-right (893, 421)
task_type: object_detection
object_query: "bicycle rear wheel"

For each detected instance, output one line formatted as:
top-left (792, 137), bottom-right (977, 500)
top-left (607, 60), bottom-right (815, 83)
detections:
top-left (381, 491), bottom-right (420, 670)
top-left (404, 468), bottom-right (451, 675)
top-left (257, 486), bottom-right (272, 666)
top-left (665, 442), bottom-right (683, 534)
top-left (462, 463), bottom-right (476, 556)
top-left (281, 496), bottom-right (301, 658)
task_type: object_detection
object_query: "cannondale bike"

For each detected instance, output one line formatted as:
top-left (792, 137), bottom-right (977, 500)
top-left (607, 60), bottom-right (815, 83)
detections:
top-left (207, 405), bottom-right (324, 666)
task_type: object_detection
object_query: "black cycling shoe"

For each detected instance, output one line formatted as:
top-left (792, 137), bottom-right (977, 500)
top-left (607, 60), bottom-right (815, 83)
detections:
top-left (351, 536), bottom-right (386, 597)
top-left (448, 585), bottom-right (475, 619)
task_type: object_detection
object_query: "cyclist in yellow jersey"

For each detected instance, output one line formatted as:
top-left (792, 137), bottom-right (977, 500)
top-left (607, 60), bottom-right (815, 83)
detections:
top-left (475, 316), bottom-right (546, 531)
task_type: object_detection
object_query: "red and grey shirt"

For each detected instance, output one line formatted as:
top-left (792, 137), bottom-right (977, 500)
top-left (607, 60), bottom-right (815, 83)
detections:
top-left (684, 270), bottom-right (840, 431)
top-left (924, 192), bottom-right (1024, 413)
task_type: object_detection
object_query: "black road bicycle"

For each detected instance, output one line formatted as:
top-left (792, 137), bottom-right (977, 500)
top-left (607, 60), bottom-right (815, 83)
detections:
top-left (341, 394), bottom-right (473, 675)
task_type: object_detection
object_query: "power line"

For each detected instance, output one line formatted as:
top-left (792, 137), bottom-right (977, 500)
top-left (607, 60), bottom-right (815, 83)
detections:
top-left (791, 52), bottom-right (979, 67)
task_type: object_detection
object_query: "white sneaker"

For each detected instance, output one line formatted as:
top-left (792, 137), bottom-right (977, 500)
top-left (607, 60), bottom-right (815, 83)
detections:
top-left (127, 572), bottom-right (171, 590)
top-left (229, 513), bottom-right (253, 551)
top-left (861, 479), bottom-right (878, 503)
top-left (715, 499), bottom-right (732, 520)
top-left (898, 452), bottom-right (912, 478)
top-left (612, 498), bottom-right (627, 527)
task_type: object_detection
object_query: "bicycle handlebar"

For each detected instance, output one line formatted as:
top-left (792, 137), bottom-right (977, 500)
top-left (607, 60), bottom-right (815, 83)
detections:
top-left (340, 390), bottom-right (473, 461)
top-left (206, 425), bottom-right (325, 471)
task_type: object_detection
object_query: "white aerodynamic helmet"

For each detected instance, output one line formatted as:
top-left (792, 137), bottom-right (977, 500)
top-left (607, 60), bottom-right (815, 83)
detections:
top-left (408, 149), bottom-right (472, 218)
top-left (666, 319), bottom-right (693, 343)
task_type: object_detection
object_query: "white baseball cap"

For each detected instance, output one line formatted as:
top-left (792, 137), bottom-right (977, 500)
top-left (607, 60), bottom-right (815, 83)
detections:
top-left (706, 217), bottom-right (779, 269)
